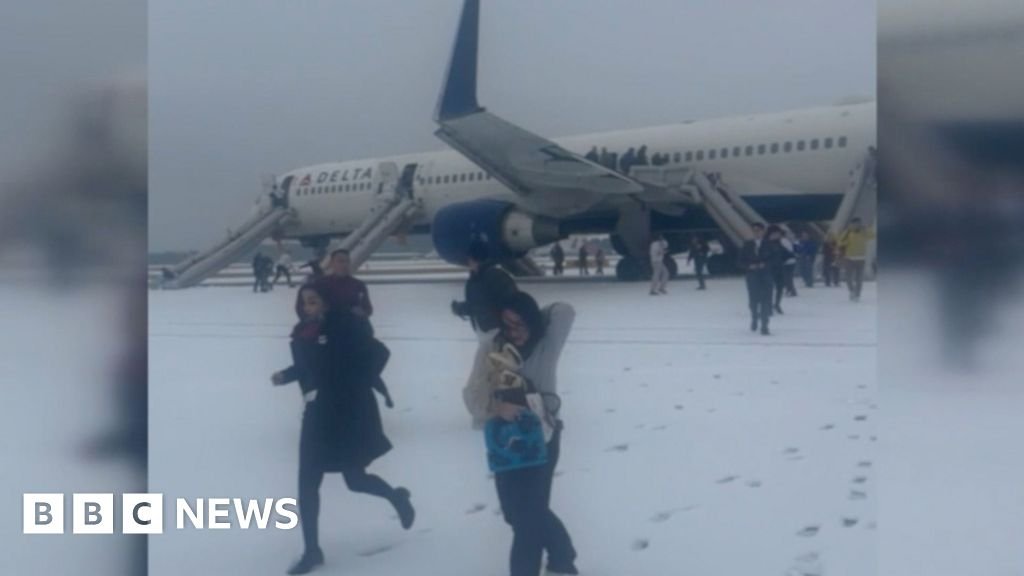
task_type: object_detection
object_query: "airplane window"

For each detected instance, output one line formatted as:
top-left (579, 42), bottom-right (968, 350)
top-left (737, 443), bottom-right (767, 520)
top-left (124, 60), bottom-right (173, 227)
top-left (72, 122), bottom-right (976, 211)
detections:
top-left (673, 152), bottom-right (681, 163)
top-left (685, 151), bottom-right (693, 162)
top-left (797, 141), bottom-right (806, 151)
top-left (758, 144), bottom-right (766, 155)
top-left (811, 139), bottom-right (819, 150)
top-left (784, 142), bottom-right (792, 152)
top-left (720, 148), bottom-right (728, 158)
top-left (709, 150), bottom-right (717, 160)
top-left (770, 143), bottom-right (779, 154)
top-left (824, 138), bottom-right (833, 149)
top-left (458, 174), bottom-right (464, 182)
top-left (696, 151), bottom-right (704, 161)
top-left (838, 136), bottom-right (847, 148)
top-left (733, 146), bottom-right (741, 157)
top-left (745, 145), bottom-right (754, 156)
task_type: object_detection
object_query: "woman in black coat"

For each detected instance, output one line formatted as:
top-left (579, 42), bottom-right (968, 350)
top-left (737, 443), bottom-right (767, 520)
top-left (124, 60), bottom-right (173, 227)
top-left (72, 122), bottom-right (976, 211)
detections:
top-left (272, 284), bottom-right (414, 575)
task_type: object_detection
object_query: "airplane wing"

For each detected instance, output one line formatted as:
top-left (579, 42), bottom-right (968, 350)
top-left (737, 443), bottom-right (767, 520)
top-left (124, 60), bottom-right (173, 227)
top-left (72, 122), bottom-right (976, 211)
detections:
top-left (433, 0), bottom-right (644, 208)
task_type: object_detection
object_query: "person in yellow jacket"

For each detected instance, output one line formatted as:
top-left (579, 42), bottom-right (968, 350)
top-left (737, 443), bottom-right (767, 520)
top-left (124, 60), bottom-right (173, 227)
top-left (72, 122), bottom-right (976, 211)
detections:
top-left (838, 217), bottom-right (875, 301)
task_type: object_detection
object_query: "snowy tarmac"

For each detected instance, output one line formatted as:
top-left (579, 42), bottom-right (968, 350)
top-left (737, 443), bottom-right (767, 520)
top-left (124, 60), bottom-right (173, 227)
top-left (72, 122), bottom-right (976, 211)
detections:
top-left (149, 277), bottom-right (876, 576)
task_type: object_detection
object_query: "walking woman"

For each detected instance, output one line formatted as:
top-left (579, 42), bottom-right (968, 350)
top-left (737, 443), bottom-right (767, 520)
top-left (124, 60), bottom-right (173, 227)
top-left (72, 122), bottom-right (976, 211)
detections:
top-left (272, 284), bottom-right (415, 575)
top-left (473, 291), bottom-right (579, 576)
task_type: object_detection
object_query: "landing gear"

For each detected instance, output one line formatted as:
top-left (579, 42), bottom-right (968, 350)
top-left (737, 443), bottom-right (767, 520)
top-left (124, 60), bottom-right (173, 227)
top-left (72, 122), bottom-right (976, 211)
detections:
top-left (615, 257), bottom-right (650, 281)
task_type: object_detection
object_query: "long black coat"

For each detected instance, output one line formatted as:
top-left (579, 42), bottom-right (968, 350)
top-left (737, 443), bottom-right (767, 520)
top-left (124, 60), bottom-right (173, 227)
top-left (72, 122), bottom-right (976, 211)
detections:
top-left (281, 312), bottom-right (392, 471)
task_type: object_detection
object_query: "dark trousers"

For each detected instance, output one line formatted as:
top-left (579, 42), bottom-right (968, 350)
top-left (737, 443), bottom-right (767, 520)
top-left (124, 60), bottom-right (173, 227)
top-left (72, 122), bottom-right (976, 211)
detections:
top-left (823, 260), bottom-right (839, 286)
top-left (746, 270), bottom-right (773, 327)
top-left (553, 261), bottom-right (564, 276)
top-left (783, 263), bottom-right (797, 296)
top-left (772, 267), bottom-right (787, 308)
top-left (495, 428), bottom-right (577, 576)
top-left (273, 265), bottom-right (292, 287)
top-left (298, 460), bottom-right (396, 553)
top-left (798, 256), bottom-right (814, 287)
top-left (694, 258), bottom-right (707, 288)
top-left (845, 260), bottom-right (866, 298)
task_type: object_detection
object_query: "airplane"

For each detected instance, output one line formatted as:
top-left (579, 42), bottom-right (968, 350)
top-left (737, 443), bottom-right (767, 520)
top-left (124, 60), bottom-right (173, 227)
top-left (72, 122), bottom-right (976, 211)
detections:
top-left (165, 0), bottom-right (876, 286)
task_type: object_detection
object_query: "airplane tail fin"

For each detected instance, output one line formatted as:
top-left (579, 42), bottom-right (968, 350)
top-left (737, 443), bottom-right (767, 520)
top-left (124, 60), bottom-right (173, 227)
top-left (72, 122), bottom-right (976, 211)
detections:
top-left (434, 0), bottom-right (483, 122)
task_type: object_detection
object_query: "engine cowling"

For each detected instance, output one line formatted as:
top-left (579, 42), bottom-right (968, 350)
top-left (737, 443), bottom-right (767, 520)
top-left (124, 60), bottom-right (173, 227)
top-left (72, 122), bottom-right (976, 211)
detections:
top-left (431, 200), bottom-right (561, 265)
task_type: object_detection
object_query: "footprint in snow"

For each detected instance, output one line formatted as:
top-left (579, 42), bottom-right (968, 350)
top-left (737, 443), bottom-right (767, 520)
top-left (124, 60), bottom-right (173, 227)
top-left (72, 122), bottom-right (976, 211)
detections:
top-left (624, 367), bottom-right (633, 372)
top-left (605, 408), bottom-right (617, 414)
top-left (358, 543), bottom-right (396, 557)
top-left (606, 444), bottom-right (629, 453)
top-left (783, 447), bottom-right (801, 455)
top-left (746, 479), bottom-right (763, 488)
top-left (786, 552), bottom-right (824, 576)
top-left (650, 511), bottom-right (674, 523)
top-left (716, 475), bottom-right (738, 484)
top-left (847, 434), bottom-right (861, 440)
top-left (854, 415), bottom-right (868, 422)
top-left (842, 517), bottom-right (859, 527)
top-left (820, 424), bottom-right (835, 431)
top-left (653, 424), bottom-right (668, 431)
top-left (631, 539), bottom-right (650, 551)
top-left (857, 461), bottom-right (873, 468)
top-left (674, 405), bottom-right (684, 411)
top-left (634, 424), bottom-right (646, 430)
top-left (849, 490), bottom-right (868, 501)
top-left (796, 525), bottom-right (820, 538)
top-left (852, 476), bottom-right (868, 484)
top-left (466, 503), bottom-right (487, 515)
top-left (713, 374), bottom-right (722, 380)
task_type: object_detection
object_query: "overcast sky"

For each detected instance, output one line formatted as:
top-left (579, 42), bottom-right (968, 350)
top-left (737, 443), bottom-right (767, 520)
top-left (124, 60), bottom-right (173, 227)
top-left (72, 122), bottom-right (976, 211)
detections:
top-left (150, 0), bottom-right (876, 252)
top-left (0, 0), bottom-right (144, 180)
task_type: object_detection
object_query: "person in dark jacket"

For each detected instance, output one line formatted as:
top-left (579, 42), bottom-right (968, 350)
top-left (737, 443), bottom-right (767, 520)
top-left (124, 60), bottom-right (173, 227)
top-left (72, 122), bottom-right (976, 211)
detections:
top-left (795, 231), bottom-right (818, 288)
top-left (314, 249), bottom-right (373, 317)
top-left (272, 284), bottom-right (414, 575)
top-left (767, 226), bottom-right (793, 314)
top-left (739, 223), bottom-right (780, 335)
top-left (577, 245), bottom-right (589, 276)
top-left (822, 233), bottom-right (840, 287)
top-left (453, 241), bottom-right (519, 427)
top-left (687, 235), bottom-right (710, 290)
top-left (549, 243), bottom-right (565, 276)
top-left (478, 291), bottom-right (579, 576)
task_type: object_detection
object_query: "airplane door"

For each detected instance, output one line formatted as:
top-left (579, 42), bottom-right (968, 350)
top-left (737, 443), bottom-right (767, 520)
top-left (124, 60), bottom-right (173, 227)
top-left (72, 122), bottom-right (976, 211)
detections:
top-left (398, 163), bottom-right (418, 200)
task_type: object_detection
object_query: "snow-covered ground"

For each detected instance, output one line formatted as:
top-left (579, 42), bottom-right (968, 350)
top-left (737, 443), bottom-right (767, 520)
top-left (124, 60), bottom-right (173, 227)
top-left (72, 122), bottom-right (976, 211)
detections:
top-left (149, 277), bottom-right (877, 576)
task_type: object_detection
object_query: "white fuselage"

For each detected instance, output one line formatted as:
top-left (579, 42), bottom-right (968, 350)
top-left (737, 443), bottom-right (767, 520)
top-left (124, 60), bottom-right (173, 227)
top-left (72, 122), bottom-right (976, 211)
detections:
top-left (280, 101), bottom-right (875, 238)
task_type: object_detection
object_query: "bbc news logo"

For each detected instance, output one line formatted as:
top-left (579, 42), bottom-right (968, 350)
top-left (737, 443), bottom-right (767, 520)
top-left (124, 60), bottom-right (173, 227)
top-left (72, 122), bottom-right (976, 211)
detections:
top-left (23, 494), bottom-right (298, 534)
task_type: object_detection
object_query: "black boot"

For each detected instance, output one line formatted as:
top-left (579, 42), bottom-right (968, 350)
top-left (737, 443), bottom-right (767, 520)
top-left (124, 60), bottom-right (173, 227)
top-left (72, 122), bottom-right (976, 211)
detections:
top-left (774, 304), bottom-right (784, 315)
top-left (391, 487), bottom-right (415, 530)
top-left (750, 318), bottom-right (758, 332)
top-left (287, 548), bottom-right (324, 575)
top-left (761, 325), bottom-right (770, 336)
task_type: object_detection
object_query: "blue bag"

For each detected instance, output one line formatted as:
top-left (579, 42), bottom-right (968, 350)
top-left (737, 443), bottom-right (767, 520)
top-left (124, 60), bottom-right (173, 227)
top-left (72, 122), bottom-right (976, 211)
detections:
top-left (485, 410), bottom-right (548, 473)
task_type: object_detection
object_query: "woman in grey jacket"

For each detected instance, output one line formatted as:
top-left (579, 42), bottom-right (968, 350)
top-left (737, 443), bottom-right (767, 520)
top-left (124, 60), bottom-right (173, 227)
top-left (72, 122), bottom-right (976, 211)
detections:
top-left (487, 291), bottom-right (579, 576)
